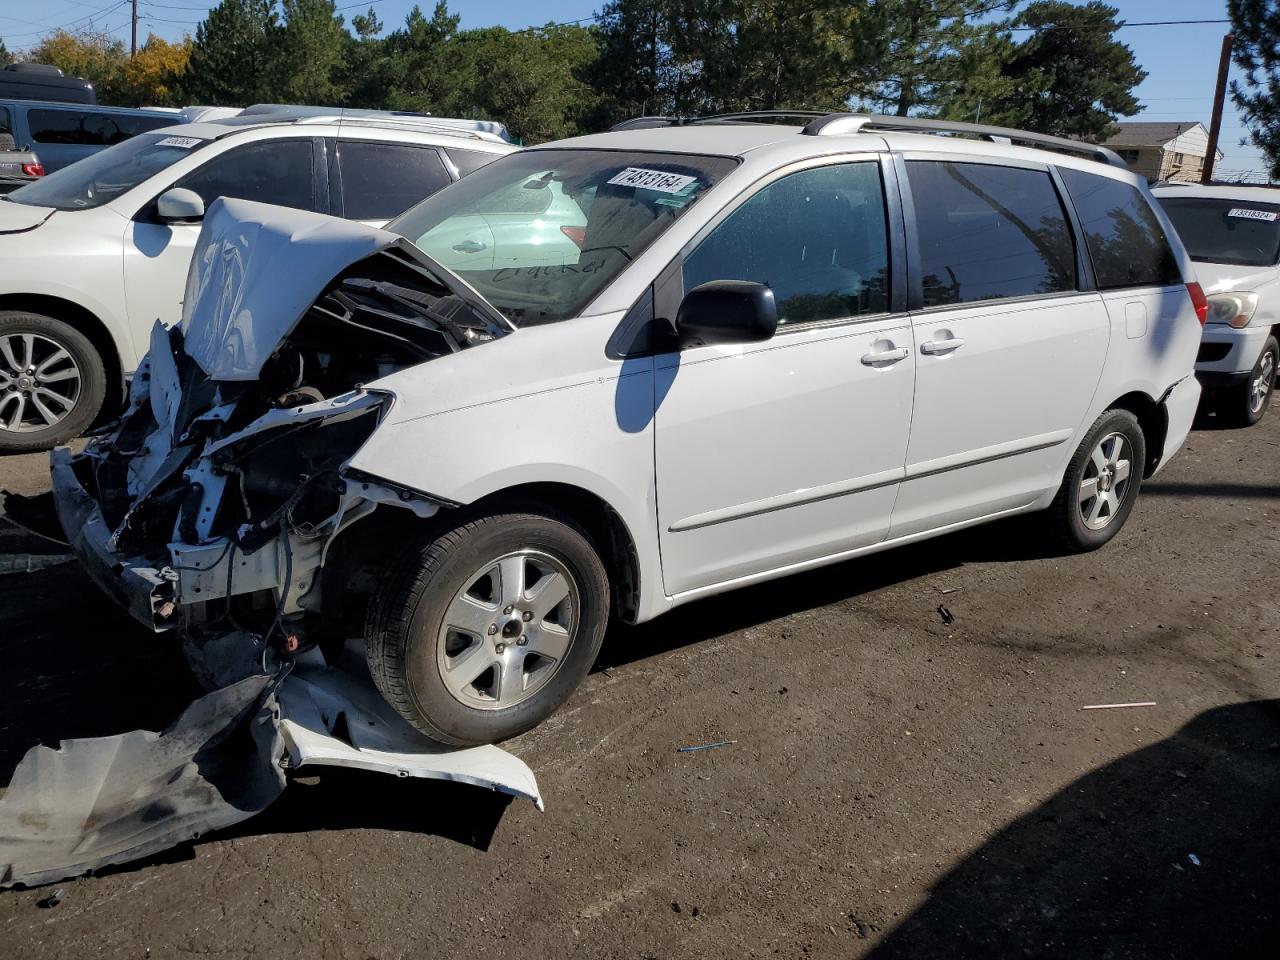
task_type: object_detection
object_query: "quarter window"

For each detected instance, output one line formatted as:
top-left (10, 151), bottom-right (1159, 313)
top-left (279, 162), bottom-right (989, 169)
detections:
top-left (1059, 168), bottom-right (1181, 289)
top-left (337, 140), bottom-right (452, 221)
top-left (682, 162), bottom-right (891, 326)
top-left (28, 109), bottom-right (171, 146)
top-left (446, 148), bottom-right (501, 177)
top-left (906, 161), bottom-right (1076, 308)
top-left (177, 139), bottom-right (316, 212)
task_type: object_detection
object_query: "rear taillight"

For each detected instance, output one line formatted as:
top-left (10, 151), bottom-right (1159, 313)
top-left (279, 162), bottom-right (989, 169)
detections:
top-left (1187, 282), bottom-right (1208, 325)
top-left (21, 162), bottom-right (44, 177)
top-left (560, 225), bottom-right (586, 248)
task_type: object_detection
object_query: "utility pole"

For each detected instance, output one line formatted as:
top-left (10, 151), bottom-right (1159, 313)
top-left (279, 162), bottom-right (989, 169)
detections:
top-left (1202, 32), bottom-right (1234, 184)
top-left (130, 0), bottom-right (138, 57)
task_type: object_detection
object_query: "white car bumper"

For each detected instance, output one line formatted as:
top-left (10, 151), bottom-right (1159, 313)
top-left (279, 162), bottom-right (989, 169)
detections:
top-left (1196, 323), bottom-right (1272, 387)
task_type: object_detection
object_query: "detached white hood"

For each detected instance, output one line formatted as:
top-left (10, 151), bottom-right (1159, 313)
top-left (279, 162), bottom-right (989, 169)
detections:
top-left (0, 198), bottom-right (54, 234)
top-left (182, 197), bottom-right (397, 380)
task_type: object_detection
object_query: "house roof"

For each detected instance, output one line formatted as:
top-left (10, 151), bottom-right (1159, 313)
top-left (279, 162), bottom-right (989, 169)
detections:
top-left (1103, 122), bottom-right (1206, 148)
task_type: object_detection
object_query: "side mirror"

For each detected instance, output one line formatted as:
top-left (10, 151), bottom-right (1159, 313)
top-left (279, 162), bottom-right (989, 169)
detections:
top-left (156, 187), bottom-right (205, 223)
top-left (676, 280), bottom-right (778, 348)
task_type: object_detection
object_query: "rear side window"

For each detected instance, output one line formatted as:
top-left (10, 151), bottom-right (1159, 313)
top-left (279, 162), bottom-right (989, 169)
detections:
top-left (28, 109), bottom-right (172, 146)
top-left (1059, 168), bottom-right (1181, 289)
top-left (447, 148), bottom-right (501, 177)
top-left (906, 161), bottom-right (1076, 308)
top-left (683, 162), bottom-right (891, 325)
top-left (177, 139), bottom-right (316, 212)
top-left (337, 140), bottom-right (452, 220)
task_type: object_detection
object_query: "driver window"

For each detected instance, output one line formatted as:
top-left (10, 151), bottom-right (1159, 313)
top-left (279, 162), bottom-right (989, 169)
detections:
top-left (682, 162), bottom-right (890, 325)
top-left (176, 139), bottom-right (316, 213)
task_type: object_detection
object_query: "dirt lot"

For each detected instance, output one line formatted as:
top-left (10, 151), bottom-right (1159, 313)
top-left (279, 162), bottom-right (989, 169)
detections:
top-left (1, 410), bottom-right (1277, 960)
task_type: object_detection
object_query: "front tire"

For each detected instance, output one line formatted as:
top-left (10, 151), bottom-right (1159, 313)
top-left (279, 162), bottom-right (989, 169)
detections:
top-left (1223, 334), bottom-right (1277, 428)
top-left (0, 312), bottom-right (106, 453)
top-left (1047, 409), bottom-right (1146, 553)
top-left (365, 510), bottom-right (610, 746)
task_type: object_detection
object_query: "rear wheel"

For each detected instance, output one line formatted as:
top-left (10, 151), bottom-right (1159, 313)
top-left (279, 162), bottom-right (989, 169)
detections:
top-left (365, 510), bottom-right (610, 746)
top-left (1223, 335), bottom-right (1277, 428)
top-left (0, 312), bottom-right (106, 453)
top-left (1046, 409), bottom-right (1146, 552)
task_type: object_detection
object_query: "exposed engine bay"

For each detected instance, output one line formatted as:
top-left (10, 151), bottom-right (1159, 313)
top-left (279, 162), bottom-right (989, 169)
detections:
top-left (52, 198), bottom-right (511, 682)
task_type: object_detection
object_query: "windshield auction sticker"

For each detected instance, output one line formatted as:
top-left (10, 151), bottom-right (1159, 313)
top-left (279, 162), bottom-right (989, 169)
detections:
top-left (607, 167), bottom-right (699, 194)
top-left (1227, 207), bottom-right (1279, 222)
top-left (155, 136), bottom-right (203, 149)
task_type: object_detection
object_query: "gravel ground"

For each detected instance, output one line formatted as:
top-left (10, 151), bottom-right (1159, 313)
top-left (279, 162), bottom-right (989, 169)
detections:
top-left (0, 411), bottom-right (1277, 959)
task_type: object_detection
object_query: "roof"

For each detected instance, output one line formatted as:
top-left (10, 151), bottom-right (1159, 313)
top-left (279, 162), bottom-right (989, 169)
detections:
top-left (1103, 122), bottom-right (1206, 148)
top-left (139, 115), bottom-right (515, 149)
top-left (1151, 182), bottom-right (1280, 203)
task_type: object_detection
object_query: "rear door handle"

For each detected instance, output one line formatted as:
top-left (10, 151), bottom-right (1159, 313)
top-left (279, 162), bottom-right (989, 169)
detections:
top-left (860, 347), bottom-right (910, 366)
top-left (920, 338), bottom-right (965, 355)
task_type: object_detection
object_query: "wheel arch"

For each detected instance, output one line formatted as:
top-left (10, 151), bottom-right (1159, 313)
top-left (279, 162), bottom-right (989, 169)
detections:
top-left (0, 293), bottom-right (127, 413)
top-left (1106, 390), bottom-right (1167, 478)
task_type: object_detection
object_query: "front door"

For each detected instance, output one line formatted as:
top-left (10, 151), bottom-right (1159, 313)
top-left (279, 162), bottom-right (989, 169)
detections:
top-left (122, 138), bottom-right (320, 359)
top-left (654, 160), bottom-right (915, 597)
top-left (889, 159), bottom-right (1110, 538)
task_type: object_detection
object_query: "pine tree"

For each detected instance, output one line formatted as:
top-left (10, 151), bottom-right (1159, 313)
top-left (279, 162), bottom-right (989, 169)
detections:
top-left (181, 0), bottom-right (278, 106)
top-left (1229, 0), bottom-right (1280, 178)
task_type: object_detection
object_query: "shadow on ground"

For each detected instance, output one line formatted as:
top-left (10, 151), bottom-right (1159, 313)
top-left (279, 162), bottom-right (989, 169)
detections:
top-left (868, 699), bottom-right (1280, 959)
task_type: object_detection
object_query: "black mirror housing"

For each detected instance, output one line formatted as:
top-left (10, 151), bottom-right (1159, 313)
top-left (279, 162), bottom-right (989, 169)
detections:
top-left (675, 280), bottom-right (778, 348)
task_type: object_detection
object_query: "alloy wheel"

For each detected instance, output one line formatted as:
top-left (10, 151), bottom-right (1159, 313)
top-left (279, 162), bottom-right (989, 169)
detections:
top-left (435, 549), bottom-right (579, 710)
top-left (1249, 348), bottom-right (1275, 415)
top-left (1078, 432), bottom-right (1132, 531)
top-left (0, 333), bottom-right (82, 433)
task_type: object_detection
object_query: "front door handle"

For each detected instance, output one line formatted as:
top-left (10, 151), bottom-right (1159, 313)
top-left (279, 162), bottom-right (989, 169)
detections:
top-left (860, 347), bottom-right (910, 366)
top-left (452, 239), bottom-right (487, 253)
top-left (920, 337), bottom-right (966, 355)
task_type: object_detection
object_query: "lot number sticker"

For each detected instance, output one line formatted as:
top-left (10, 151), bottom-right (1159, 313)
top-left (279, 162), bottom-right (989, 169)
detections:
top-left (607, 167), bottom-right (699, 194)
top-left (1227, 207), bottom-right (1278, 222)
top-left (156, 136), bottom-right (202, 149)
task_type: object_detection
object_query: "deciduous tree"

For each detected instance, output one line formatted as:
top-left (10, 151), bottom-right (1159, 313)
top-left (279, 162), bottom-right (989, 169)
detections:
top-left (121, 34), bottom-right (192, 106)
top-left (27, 29), bottom-right (127, 102)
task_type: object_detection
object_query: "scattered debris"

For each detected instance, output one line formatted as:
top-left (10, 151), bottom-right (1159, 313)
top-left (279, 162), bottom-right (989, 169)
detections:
top-left (1174, 769), bottom-right (1190, 779)
top-left (677, 740), bottom-right (737, 753)
top-left (36, 888), bottom-right (65, 909)
top-left (0, 553), bottom-right (74, 576)
top-left (938, 587), bottom-right (958, 595)
top-left (936, 605), bottom-right (955, 625)
top-left (1188, 853), bottom-right (1201, 867)
top-left (1080, 701), bottom-right (1157, 710)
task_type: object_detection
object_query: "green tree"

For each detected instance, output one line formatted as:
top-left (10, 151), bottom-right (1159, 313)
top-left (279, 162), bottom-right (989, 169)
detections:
top-left (443, 25), bottom-right (599, 143)
top-left (1229, 0), bottom-right (1280, 178)
top-left (181, 0), bottom-right (278, 106)
top-left (0, 37), bottom-right (9, 65)
top-left (942, 1), bottom-right (1145, 140)
top-left (854, 0), bottom-right (1014, 116)
top-left (591, 0), bottom-right (688, 123)
top-left (376, 2), bottom-right (462, 111)
top-left (677, 0), bottom-right (863, 114)
top-left (273, 0), bottom-right (349, 104)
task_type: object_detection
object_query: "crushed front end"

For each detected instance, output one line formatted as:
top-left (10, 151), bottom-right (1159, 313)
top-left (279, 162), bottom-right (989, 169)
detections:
top-left (50, 197), bottom-right (510, 683)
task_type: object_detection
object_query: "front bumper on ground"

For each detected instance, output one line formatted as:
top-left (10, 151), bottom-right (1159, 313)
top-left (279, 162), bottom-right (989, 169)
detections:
top-left (1195, 323), bottom-right (1271, 388)
top-left (50, 446), bottom-right (177, 632)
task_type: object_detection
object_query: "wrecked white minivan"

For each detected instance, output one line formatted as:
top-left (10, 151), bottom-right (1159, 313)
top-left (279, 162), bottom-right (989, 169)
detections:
top-left (49, 117), bottom-right (1203, 748)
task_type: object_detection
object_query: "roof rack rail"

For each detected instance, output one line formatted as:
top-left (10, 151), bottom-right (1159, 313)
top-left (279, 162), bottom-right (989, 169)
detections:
top-left (800, 113), bottom-right (1127, 169)
top-left (611, 110), bottom-right (830, 132)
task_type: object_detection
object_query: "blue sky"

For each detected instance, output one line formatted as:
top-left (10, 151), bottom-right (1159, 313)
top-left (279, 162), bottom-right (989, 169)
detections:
top-left (0, 0), bottom-right (1268, 175)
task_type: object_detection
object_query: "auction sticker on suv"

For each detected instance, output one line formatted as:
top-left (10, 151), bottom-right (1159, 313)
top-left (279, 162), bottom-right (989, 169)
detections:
top-left (1227, 207), bottom-right (1279, 222)
top-left (607, 167), bottom-right (699, 194)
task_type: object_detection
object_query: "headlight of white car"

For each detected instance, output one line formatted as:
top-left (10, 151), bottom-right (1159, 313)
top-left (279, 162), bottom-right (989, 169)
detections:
top-left (1205, 291), bottom-right (1260, 328)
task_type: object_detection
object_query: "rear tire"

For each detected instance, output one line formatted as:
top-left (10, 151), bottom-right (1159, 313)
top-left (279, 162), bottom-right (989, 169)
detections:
top-left (365, 510), bottom-right (610, 746)
top-left (0, 312), bottom-right (106, 453)
top-left (1222, 335), bottom-right (1277, 428)
top-left (1046, 409), bottom-right (1146, 553)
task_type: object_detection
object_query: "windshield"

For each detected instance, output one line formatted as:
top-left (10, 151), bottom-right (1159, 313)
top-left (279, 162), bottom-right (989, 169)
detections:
top-left (1158, 196), bottom-right (1280, 268)
top-left (5, 132), bottom-right (210, 210)
top-left (389, 149), bottom-right (738, 326)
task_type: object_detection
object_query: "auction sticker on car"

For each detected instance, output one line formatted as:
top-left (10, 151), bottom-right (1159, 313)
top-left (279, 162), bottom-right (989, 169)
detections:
top-left (1227, 207), bottom-right (1279, 222)
top-left (156, 136), bottom-right (203, 149)
top-left (607, 167), bottom-right (699, 194)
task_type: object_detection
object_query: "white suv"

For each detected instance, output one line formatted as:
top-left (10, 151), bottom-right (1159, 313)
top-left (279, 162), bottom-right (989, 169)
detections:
top-left (46, 113), bottom-right (1204, 746)
top-left (0, 111), bottom-right (514, 451)
top-left (1153, 182), bottom-right (1280, 425)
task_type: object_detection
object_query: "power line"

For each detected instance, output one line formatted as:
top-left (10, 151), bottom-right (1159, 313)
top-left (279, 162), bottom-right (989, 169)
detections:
top-left (1010, 18), bottom-right (1231, 32)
